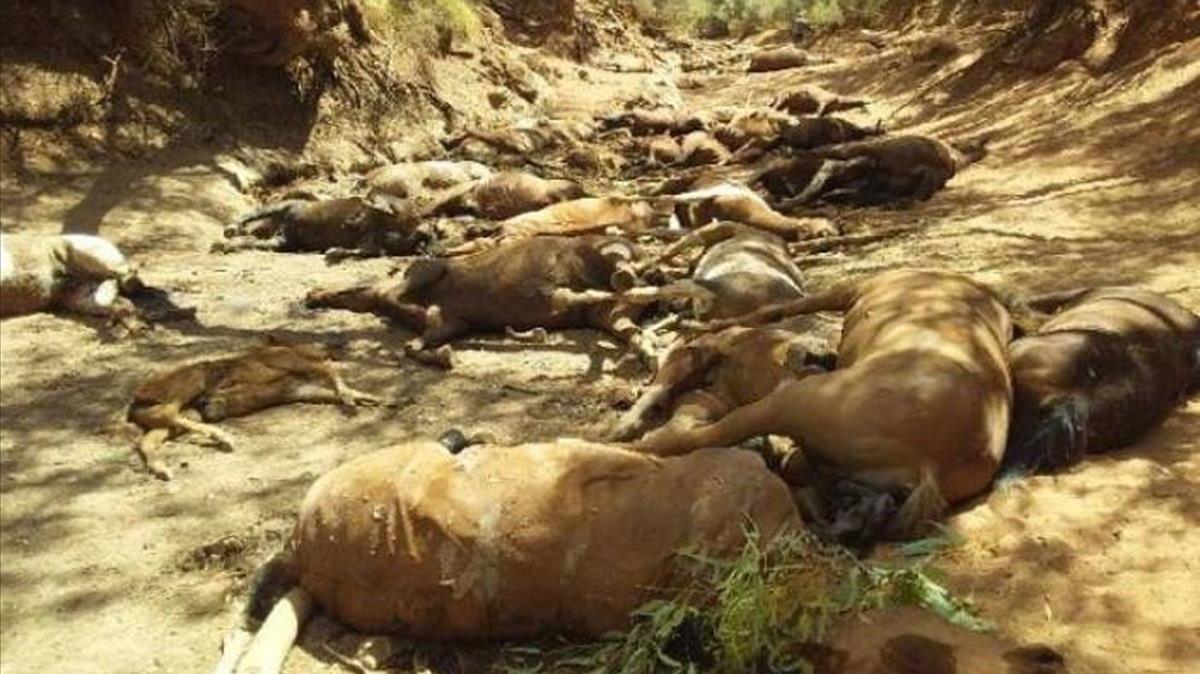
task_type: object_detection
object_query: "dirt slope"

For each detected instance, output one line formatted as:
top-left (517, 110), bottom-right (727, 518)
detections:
top-left (1, 8), bottom-right (1198, 674)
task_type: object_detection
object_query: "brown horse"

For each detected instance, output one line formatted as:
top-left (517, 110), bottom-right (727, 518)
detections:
top-left (633, 269), bottom-right (1013, 543)
top-left (305, 235), bottom-right (657, 364)
top-left (612, 324), bottom-right (828, 442)
top-left (1004, 286), bottom-right (1200, 474)
top-left (127, 340), bottom-right (380, 480)
top-left (212, 440), bottom-right (799, 674)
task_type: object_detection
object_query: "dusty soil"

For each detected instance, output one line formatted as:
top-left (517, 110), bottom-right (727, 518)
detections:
top-left (2, 18), bottom-right (1199, 674)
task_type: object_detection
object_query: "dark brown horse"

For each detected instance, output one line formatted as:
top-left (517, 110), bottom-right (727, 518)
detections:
top-left (1004, 287), bottom-right (1200, 474)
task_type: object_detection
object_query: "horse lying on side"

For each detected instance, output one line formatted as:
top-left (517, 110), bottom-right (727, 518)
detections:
top-left (441, 197), bottom-right (657, 256)
top-left (212, 439), bottom-right (799, 674)
top-left (128, 340), bottom-right (381, 480)
top-left (748, 46), bottom-right (819, 72)
top-left (305, 235), bottom-right (666, 365)
top-left (612, 325), bottom-right (829, 443)
top-left (1004, 286), bottom-right (1200, 474)
top-left (3, 233), bottom-right (193, 333)
top-left (1, 233), bottom-right (143, 331)
top-left (426, 170), bottom-right (585, 221)
top-left (632, 269), bottom-right (1014, 545)
top-left (531, 223), bottom-right (814, 341)
top-left (726, 116), bottom-right (883, 164)
top-left (363, 160), bottom-right (492, 204)
top-left (662, 182), bottom-right (837, 240)
top-left (212, 440), bottom-right (1069, 674)
top-left (216, 196), bottom-right (425, 262)
top-left (755, 136), bottom-right (987, 207)
top-left (648, 221), bottom-right (809, 320)
top-left (771, 85), bottom-right (870, 117)
top-left (597, 108), bottom-right (708, 136)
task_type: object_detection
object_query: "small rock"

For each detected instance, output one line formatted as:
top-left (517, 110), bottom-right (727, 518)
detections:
top-left (487, 90), bottom-right (509, 109)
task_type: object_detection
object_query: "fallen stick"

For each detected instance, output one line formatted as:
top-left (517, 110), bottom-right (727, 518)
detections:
top-left (788, 226), bottom-right (920, 255)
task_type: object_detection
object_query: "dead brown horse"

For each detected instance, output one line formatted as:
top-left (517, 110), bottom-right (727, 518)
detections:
top-left (612, 324), bottom-right (829, 442)
top-left (363, 160), bottom-right (492, 203)
top-left (441, 119), bottom-right (594, 165)
top-left (597, 108), bottom-right (707, 136)
top-left (215, 196), bottom-right (425, 262)
top-left (426, 170), bottom-right (585, 221)
top-left (633, 269), bottom-right (1014, 545)
top-left (529, 222), bottom-right (812, 334)
top-left (643, 135), bottom-right (684, 165)
top-left (211, 440), bottom-right (799, 674)
top-left (211, 440), bottom-right (1067, 674)
top-left (678, 130), bottom-right (732, 166)
top-left (661, 182), bottom-right (838, 240)
top-left (755, 135), bottom-right (987, 207)
top-left (442, 197), bottom-right (658, 256)
top-left (727, 116), bottom-right (883, 164)
top-left (771, 85), bottom-right (869, 116)
top-left (712, 108), bottom-right (796, 152)
top-left (1003, 287), bottom-right (1200, 474)
top-left (304, 235), bottom-right (657, 364)
top-left (748, 46), bottom-right (818, 72)
top-left (127, 340), bottom-right (381, 480)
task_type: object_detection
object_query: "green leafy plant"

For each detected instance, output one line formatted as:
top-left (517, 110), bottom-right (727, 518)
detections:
top-left (505, 527), bottom-right (984, 674)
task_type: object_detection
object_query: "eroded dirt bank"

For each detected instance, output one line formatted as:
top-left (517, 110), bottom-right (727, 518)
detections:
top-left (2, 5), bottom-right (1198, 674)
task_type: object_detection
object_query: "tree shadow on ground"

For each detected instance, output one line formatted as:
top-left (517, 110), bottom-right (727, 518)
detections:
top-left (0, 1), bottom-right (324, 235)
top-left (937, 401), bottom-right (1200, 673)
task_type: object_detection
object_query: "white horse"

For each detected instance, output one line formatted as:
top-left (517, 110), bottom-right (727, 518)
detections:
top-left (0, 232), bottom-right (139, 321)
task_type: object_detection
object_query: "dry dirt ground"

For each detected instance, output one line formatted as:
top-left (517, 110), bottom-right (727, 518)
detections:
top-left (2, 26), bottom-right (1198, 674)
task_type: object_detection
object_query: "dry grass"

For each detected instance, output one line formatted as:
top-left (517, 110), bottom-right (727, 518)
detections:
top-left (361, 0), bottom-right (483, 52)
top-left (637, 0), bottom-right (889, 33)
top-left (124, 0), bottom-right (223, 84)
top-left (117, 1), bottom-right (485, 86)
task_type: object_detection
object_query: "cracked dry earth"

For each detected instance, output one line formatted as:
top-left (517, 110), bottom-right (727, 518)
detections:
top-left (2, 29), bottom-right (1199, 674)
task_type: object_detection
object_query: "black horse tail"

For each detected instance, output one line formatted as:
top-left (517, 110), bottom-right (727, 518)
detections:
top-left (1190, 337), bottom-right (1200, 392)
top-left (242, 551), bottom-right (295, 625)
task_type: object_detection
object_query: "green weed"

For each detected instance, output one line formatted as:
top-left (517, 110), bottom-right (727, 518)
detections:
top-left (503, 527), bottom-right (983, 674)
